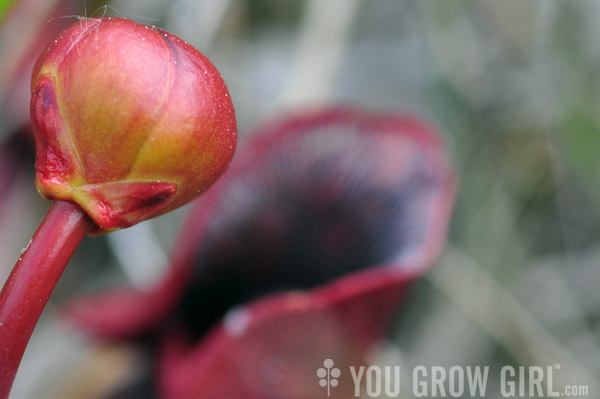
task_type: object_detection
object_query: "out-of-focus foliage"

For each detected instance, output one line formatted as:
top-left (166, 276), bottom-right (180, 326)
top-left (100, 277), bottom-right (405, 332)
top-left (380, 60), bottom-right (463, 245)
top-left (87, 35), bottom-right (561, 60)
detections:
top-left (0, 0), bottom-right (15, 21)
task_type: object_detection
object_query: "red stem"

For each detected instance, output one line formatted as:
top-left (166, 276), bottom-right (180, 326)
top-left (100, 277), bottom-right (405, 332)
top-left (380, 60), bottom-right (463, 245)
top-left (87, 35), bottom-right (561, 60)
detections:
top-left (0, 200), bottom-right (94, 398)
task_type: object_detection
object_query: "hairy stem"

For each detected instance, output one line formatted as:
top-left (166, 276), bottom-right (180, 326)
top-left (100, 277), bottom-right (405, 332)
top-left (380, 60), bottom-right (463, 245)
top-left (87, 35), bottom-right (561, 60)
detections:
top-left (0, 200), bottom-right (94, 398)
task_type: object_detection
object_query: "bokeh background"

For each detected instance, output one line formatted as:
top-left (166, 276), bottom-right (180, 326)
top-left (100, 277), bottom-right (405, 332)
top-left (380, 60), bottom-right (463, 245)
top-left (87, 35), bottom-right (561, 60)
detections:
top-left (1, 0), bottom-right (599, 397)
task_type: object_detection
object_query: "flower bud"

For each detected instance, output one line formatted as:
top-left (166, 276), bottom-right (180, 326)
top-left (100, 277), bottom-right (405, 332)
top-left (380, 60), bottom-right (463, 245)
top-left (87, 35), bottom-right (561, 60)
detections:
top-left (30, 17), bottom-right (237, 232)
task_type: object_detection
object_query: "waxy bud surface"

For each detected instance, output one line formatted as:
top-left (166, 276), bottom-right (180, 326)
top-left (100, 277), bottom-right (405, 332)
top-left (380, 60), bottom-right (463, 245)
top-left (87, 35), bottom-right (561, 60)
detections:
top-left (30, 18), bottom-right (237, 231)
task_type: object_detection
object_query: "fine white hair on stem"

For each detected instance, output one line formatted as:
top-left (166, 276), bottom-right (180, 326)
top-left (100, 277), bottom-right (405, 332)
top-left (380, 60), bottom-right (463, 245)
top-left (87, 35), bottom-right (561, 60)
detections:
top-left (90, 5), bottom-right (108, 19)
top-left (92, 4), bottom-right (159, 22)
top-left (48, 3), bottom-right (158, 26)
top-left (46, 15), bottom-right (85, 25)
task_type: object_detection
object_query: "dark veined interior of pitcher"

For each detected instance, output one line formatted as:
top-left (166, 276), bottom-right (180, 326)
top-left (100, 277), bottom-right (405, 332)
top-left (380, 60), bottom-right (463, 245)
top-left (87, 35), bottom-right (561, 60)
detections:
top-left (175, 122), bottom-right (443, 338)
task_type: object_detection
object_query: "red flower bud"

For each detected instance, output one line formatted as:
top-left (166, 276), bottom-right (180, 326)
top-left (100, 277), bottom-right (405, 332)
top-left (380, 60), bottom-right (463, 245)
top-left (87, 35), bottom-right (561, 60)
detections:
top-left (30, 18), bottom-right (237, 231)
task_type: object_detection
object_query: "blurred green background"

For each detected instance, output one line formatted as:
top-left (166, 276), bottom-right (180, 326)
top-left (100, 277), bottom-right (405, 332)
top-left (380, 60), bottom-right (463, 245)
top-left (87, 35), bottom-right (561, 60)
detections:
top-left (0, 0), bottom-right (599, 397)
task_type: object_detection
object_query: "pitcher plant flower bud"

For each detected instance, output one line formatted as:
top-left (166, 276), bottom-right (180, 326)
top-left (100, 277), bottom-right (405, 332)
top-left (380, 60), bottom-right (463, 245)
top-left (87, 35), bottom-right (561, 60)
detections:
top-left (30, 17), bottom-right (237, 231)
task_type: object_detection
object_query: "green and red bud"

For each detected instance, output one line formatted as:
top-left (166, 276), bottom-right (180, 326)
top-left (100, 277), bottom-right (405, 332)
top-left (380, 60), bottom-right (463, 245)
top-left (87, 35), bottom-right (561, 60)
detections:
top-left (30, 17), bottom-right (237, 232)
